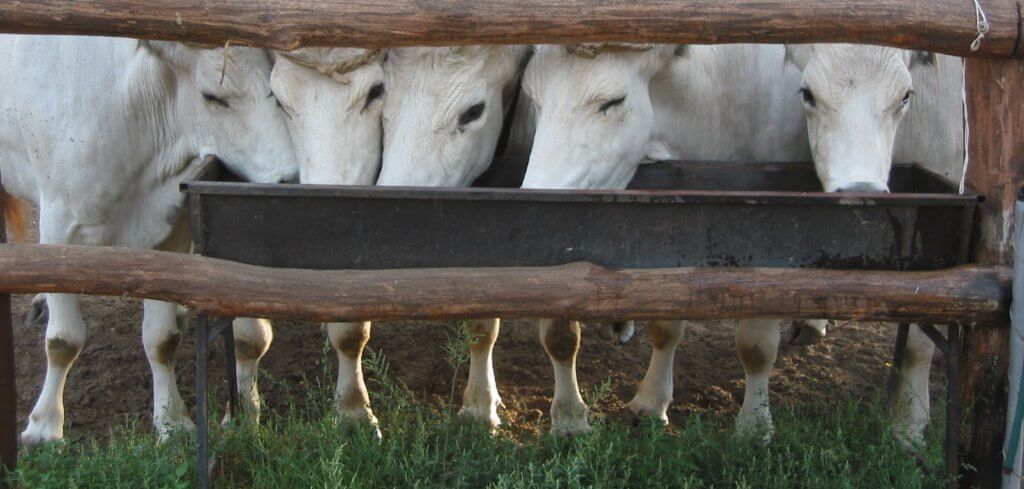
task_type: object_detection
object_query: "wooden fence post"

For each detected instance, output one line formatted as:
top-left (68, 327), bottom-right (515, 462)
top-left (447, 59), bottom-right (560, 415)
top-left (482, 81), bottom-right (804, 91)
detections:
top-left (962, 56), bottom-right (1024, 487)
top-left (0, 176), bottom-right (16, 486)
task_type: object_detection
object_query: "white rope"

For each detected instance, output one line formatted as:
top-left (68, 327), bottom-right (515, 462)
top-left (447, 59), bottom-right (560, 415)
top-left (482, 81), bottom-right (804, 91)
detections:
top-left (971, 0), bottom-right (990, 52)
top-left (959, 57), bottom-right (969, 194)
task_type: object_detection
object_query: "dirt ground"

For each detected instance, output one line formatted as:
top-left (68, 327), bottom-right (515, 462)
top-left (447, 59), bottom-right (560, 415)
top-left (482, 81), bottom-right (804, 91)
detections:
top-left (7, 209), bottom-right (946, 440)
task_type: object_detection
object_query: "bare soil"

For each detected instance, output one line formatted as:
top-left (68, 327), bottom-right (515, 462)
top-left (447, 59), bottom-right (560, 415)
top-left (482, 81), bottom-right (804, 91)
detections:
top-left (7, 209), bottom-right (946, 440)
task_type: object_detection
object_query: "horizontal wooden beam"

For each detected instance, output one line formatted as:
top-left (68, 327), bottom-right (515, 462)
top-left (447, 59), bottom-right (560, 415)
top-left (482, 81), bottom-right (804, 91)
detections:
top-left (0, 1), bottom-right (1018, 58)
top-left (0, 244), bottom-right (1011, 325)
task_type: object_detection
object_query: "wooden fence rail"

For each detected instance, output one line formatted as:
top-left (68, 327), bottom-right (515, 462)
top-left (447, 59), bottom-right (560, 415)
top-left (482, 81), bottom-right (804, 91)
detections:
top-left (0, 0), bottom-right (1018, 57)
top-left (0, 244), bottom-right (1011, 325)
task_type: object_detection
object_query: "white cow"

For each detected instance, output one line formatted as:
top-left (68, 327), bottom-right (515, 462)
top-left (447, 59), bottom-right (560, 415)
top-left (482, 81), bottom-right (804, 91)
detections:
top-left (520, 42), bottom-right (959, 441)
top-left (0, 35), bottom-right (298, 444)
top-left (226, 47), bottom-right (388, 424)
top-left (319, 45), bottom-right (527, 433)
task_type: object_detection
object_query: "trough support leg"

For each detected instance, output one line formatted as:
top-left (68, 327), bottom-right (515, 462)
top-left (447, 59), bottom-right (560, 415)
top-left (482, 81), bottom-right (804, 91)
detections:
top-left (195, 313), bottom-right (210, 489)
top-left (222, 320), bottom-right (238, 421)
top-left (946, 324), bottom-right (961, 489)
top-left (885, 323), bottom-right (911, 411)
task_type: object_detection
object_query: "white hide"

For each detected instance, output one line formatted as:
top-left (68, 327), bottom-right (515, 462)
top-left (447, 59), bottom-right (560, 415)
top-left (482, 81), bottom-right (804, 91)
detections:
top-left (229, 48), bottom-right (388, 425)
top-left (0, 35), bottom-right (296, 444)
top-left (779, 44), bottom-right (964, 446)
top-left (378, 45), bottom-right (528, 186)
top-left (325, 46), bottom-right (527, 433)
top-left (272, 48), bottom-right (386, 185)
top-left (521, 44), bottom-right (809, 190)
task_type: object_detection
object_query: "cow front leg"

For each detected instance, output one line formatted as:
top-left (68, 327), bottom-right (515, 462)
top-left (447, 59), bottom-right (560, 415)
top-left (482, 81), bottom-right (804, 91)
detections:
top-left (626, 320), bottom-right (685, 424)
top-left (460, 318), bottom-right (502, 428)
top-left (21, 293), bottom-right (87, 445)
top-left (735, 318), bottom-right (781, 442)
top-left (539, 319), bottom-right (589, 436)
top-left (891, 324), bottom-right (937, 447)
top-left (141, 299), bottom-right (195, 439)
top-left (326, 321), bottom-right (379, 436)
top-left (230, 317), bottom-right (273, 424)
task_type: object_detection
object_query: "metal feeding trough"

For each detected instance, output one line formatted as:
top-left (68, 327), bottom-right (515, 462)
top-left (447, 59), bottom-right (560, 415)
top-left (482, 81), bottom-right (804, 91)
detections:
top-left (183, 157), bottom-right (976, 272)
top-left (180, 156), bottom-right (978, 488)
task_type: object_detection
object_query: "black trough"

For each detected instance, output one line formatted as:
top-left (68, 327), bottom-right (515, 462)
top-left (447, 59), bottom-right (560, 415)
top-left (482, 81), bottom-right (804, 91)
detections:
top-left (183, 157), bottom-right (976, 271)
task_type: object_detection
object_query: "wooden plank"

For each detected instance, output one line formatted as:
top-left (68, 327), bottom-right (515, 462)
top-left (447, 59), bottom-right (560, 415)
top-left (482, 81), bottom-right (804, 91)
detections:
top-left (0, 244), bottom-right (1011, 324)
top-left (0, 0), bottom-right (1018, 58)
top-left (960, 57), bottom-right (1024, 487)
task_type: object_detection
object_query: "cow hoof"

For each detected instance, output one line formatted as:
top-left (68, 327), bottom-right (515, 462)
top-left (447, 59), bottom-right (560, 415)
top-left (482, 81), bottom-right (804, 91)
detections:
top-left (24, 294), bottom-right (48, 327)
top-left (20, 421), bottom-right (62, 447)
top-left (155, 416), bottom-right (196, 442)
top-left (550, 408), bottom-right (591, 436)
top-left (788, 320), bottom-right (827, 346)
top-left (734, 414), bottom-right (774, 445)
top-left (619, 401), bottom-right (669, 428)
top-left (459, 401), bottom-right (502, 429)
top-left (339, 408), bottom-right (383, 441)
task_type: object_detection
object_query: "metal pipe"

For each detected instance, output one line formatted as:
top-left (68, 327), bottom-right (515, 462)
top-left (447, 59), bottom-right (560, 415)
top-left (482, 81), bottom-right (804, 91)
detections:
top-left (195, 313), bottom-right (210, 489)
top-left (947, 323), bottom-right (961, 489)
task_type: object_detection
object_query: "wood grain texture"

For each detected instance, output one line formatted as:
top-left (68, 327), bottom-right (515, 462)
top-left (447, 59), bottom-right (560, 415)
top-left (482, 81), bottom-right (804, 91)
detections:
top-left (959, 56), bottom-right (1024, 488)
top-left (0, 244), bottom-right (1011, 325)
top-left (0, 0), bottom-right (1019, 57)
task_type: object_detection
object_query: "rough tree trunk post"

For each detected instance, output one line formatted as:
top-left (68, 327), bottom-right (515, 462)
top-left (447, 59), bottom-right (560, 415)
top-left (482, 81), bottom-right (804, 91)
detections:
top-left (962, 56), bottom-right (1024, 488)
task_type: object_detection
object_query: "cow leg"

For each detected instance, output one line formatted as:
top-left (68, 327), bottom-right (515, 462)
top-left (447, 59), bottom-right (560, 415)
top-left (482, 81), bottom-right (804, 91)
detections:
top-left (229, 317), bottom-right (273, 424)
top-left (20, 293), bottom-right (86, 445)
top-left (460, 318), bottom-right (502, 428)
top-left (891, 324), bottom-right (936, 447)
top-left (141, 299), bottom-right (195, 438)
top-left (626, 320), bottom-right (685, 424)
top-left (735, 318), bottom-right (782, 441)
top-left (326, 321), bottom-right (379, 435)
top-left (538, 319), bottom-right (589, 435)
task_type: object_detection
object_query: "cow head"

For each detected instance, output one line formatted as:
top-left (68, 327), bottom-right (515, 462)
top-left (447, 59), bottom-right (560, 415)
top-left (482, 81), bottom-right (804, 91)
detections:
top-left (143, 41), bottom-right (298, 184)
top-left (377, 45), bottom-right (528, 187)
top-left (271, 48), bottom-right (387, 185)
top-left (521, 44), bottom-right (677, 190)
top-left (786, 44), bottom-right (935, 193)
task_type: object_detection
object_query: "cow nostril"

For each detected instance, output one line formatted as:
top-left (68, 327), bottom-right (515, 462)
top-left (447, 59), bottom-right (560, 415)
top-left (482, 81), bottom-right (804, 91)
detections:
top-left (836, 182), bottom-right (888, 194)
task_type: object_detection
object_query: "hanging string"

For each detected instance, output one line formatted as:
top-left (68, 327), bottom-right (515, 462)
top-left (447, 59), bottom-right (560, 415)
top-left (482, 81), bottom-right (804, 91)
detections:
top-left (971, 0), bottom-right (989, 52)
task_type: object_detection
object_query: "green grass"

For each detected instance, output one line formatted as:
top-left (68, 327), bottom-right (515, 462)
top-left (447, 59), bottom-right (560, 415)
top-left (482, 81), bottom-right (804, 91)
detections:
top-left (10, 340), bottom-right (947, 488)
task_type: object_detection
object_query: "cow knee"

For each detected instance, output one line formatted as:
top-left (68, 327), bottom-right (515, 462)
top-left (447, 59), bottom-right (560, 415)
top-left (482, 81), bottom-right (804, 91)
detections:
top-left (541, 320), bottom-right (580, 363)
top-left (736, 319), bottom-right (780, 374)
top-left (648, 320), bottom-right (684, 351)
top-left (233, 318), bottom-right (273, 362)
top-left (329, 322), bottom-right (371, 359)
top-left (45, 336), bottom-right (82, 368)
top-left (468, 319), bottom-right (500, 354)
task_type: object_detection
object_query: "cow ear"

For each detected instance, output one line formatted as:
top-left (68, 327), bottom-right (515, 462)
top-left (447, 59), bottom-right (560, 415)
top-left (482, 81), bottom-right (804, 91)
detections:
top-left (140, 40), bottom-right (200, 70)
top-left (784, 44), bottom-right (813, 70)
top-left (907, 50), bottom-right (937, 69)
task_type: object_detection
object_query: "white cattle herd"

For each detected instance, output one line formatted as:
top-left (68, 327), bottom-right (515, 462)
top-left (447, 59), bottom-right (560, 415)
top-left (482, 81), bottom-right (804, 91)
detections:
top-left (0, 35), bottom-right (963, 451)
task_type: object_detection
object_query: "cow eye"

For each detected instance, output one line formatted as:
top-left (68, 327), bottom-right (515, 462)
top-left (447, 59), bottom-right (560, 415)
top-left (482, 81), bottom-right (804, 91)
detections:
top-left (365, 82), bottom-right (385, 107)
top-left (598, 96), bottom-right (626, 114)
top-left (202, 93), bottom-right (230, 108)
top-left (900, 90), bottom-right (914, 108)
top-left (799, 88), bottom-right (816, 108)
top-left (458, 102), bottom-right (486, 126)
